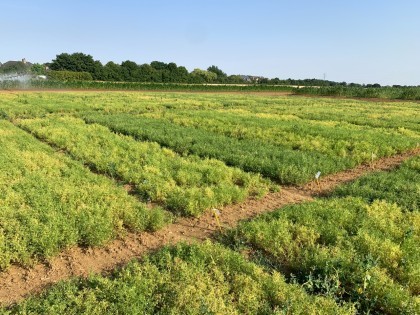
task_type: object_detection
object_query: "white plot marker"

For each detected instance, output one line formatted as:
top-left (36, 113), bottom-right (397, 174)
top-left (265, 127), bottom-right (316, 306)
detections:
top-left (212, 208), bottom-right (222, 231)
top-left (371, 152), bottom-right (377, 169)
top-left (315, 171), bottom-right (321, 190)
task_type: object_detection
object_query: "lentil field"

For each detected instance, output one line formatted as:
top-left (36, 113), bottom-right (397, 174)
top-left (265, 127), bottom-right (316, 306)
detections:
top-left (0, 91), bottom-right (419, 314)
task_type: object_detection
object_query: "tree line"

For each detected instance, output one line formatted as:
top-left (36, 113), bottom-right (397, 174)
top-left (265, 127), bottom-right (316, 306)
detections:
top-left (42, 53), bottom-right (249, 84)
top-left (34, 52), bottom-right (377, 86)
top-left (3, 52), bottom-right (396, 87)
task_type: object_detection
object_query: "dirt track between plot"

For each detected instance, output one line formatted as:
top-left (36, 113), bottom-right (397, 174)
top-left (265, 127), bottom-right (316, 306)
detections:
top-left (0, 148), bottom-right (419, 306)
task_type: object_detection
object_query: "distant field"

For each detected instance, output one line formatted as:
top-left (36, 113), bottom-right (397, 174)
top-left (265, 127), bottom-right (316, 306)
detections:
top-left (2, 80), bottom-right (420, 100)
top-left (0, 91), bottom-right (419, 313)
top-left (0, 80), bottom-right (295, 93)
top-left (294, 85), bottom-right (420, 100)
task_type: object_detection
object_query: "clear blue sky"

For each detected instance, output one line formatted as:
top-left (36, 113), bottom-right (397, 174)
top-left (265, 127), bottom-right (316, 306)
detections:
top-left (2, 0), bottom-right (419, 85)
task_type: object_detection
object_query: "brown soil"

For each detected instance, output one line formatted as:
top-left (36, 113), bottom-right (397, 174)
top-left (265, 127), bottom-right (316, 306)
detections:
top-left (0, 148), bottom-right (419, 306)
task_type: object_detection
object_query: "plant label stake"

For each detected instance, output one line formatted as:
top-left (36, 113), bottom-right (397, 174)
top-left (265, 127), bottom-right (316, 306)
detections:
top-left (212, 208), bottom-right (222, 231)
top-left (371, 152), bottom-right (377, 169)
top-left (315, 171), bottom-right (321, 190)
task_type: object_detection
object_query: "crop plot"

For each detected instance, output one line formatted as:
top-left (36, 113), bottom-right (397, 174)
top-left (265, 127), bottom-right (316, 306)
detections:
top-left (2, 242), bottom-right (355, 314)
top-left (18, 116), bottom-right (269, 216)
top-left (332, 156), bottom-right (420, 211)
top-left (83, 113), bottom-right (341, 184)
top-left (0, 120), bottom-right (167, 270)
top-left (222, 198), bottom-right (419, 314)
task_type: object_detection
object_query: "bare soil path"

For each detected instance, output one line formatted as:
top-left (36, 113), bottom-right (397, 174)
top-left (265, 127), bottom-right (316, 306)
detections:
top-left (0, 148), bottom-right (418, 306)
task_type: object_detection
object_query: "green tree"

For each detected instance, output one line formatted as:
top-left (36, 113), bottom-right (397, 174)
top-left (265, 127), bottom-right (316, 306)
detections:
top-left (121, 60), bottom-right (140, 81)
top-left (51, 53), bottom-right (93, 72)
top-left (50, 53), bottom-right (103, 79)
top-left (190, 68), bottom-right (217, 83)
top-left (92, 60), bottom-right (104, 80)
top-left (167, 62), bottom-right (177, 72)
top-left (227, 75), bottom-right (245, 84)
top-left (270, 77), bottom-right (281, 85)
top-left (102, 62), bottom-right (124, 81)
top-left (169, 65), bottom-right (189, 83)
top-left (138, 64), bottom-right (160, 82)
top-left (31, 63), bottom-right (46, 75)
top-left (150, 61), bottom-right (168, 71)
top-left (207, 65), bottom-right (227, 82)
